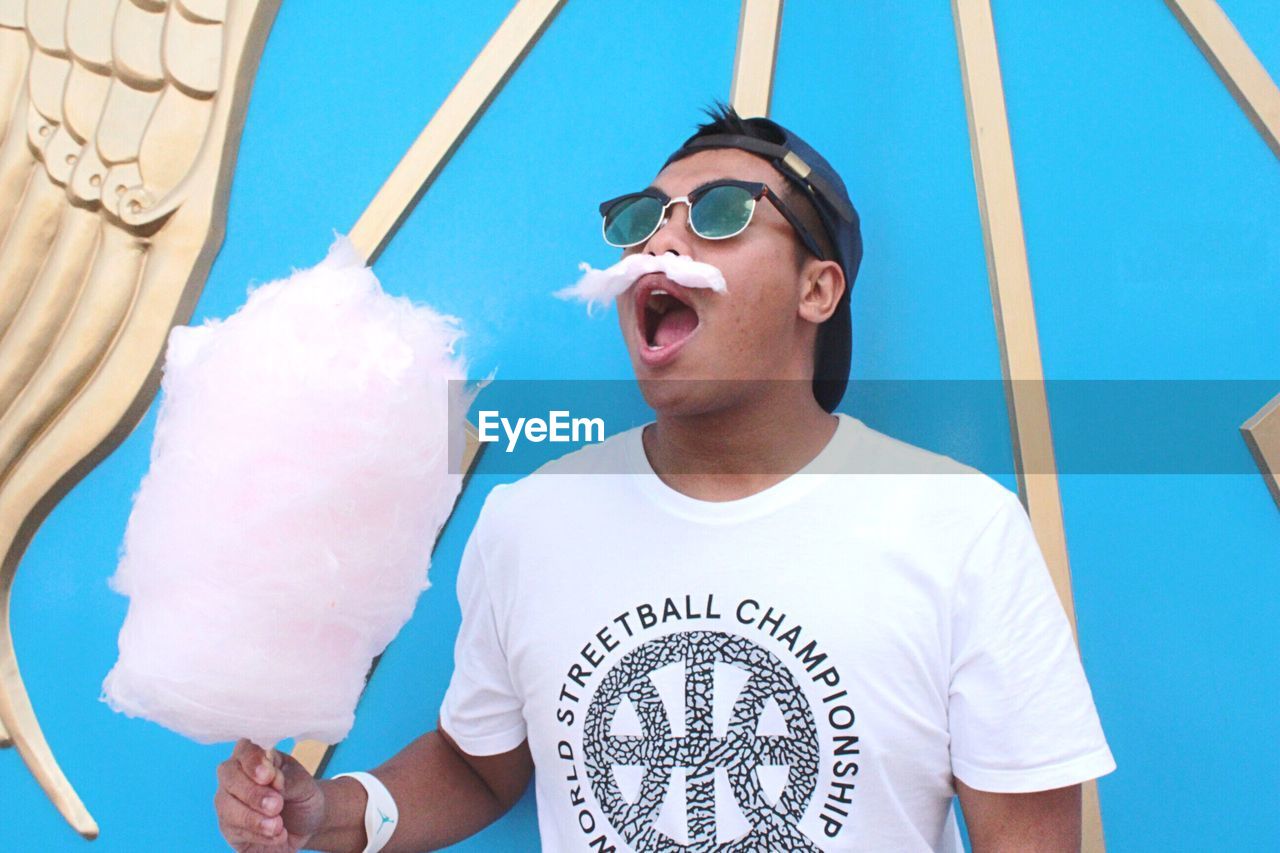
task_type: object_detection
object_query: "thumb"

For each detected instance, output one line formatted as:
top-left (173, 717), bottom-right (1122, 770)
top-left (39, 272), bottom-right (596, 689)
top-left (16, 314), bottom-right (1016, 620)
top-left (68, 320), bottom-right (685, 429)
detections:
top-left (273, 749), bottom-right (319, 803)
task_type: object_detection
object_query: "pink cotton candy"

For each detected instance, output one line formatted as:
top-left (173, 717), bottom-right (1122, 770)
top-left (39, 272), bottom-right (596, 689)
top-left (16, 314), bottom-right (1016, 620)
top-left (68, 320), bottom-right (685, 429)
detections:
top-left (102, 235), bottom-right (470, 747)
top-left (555, 254), bottom-right (727, 314)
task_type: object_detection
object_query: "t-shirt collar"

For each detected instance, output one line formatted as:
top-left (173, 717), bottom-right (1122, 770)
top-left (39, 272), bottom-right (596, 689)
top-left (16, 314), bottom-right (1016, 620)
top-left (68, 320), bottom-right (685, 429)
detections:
top-left (622, 413), bottom-right (860, 523)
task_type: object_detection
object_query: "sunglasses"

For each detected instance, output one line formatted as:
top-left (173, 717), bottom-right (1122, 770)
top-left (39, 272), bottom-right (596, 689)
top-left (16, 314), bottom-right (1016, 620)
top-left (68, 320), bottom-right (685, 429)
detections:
top-left (599, 179), bottom-right (829, 261)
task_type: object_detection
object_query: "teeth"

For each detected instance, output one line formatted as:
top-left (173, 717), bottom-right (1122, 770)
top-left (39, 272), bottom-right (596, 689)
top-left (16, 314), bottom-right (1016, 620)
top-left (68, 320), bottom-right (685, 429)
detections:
top-left (647, 290), bottom-right (672, 315)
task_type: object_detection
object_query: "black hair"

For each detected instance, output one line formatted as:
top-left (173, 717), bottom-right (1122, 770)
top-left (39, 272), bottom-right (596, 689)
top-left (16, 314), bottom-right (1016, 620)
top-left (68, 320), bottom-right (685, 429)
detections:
top-left (686, 102), bottom-right (836, 263)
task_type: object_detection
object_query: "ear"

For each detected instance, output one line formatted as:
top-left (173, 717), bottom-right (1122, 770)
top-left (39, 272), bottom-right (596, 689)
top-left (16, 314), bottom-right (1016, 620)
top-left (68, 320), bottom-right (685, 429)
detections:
top-left (797, 258), bottom-right (846, 325)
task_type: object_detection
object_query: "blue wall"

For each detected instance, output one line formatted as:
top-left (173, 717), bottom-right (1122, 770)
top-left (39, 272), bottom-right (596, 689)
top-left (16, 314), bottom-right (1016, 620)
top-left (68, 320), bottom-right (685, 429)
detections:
top-left (2, 1), bottom-right (1277, 849)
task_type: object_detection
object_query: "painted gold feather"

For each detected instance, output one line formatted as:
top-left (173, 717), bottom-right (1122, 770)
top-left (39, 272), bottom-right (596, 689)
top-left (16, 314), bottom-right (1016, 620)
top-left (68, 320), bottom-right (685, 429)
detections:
top-left (0, 0), bottom-right (281, 838)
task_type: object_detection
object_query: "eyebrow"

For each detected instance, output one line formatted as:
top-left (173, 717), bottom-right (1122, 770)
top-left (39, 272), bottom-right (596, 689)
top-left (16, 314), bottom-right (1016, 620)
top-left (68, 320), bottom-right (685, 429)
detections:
top-left (644, 178), bottom-right (739, 197)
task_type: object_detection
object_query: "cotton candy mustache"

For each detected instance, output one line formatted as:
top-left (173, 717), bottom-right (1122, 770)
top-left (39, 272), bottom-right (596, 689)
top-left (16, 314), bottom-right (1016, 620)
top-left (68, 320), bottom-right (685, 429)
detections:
top-left (555, 253), bottom-right (727, 314)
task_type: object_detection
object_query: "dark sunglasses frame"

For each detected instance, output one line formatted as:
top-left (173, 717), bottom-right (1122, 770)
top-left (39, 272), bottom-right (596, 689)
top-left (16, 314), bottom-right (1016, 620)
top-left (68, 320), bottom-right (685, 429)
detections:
top-left (598, 179), bottom-right (830, 261)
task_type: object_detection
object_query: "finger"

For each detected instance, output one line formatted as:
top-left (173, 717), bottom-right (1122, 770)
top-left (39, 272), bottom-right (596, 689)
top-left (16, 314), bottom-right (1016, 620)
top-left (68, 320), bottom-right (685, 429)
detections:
top-left (234, 739), bottom-right (277, 787)
top-left (232, 737), bottom-right (263, 768)
top-left (276, 751), bottom-right (314, 800)
top-left (215, 789), bottom-right (285, 844)
top-left (264, 747), bottom-right (285, 792)
top-left (217, 760), bottom-right (284, 817)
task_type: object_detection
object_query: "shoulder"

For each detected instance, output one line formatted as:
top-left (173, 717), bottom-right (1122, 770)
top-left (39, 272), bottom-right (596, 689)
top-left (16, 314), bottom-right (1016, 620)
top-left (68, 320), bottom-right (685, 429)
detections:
top-left (474, 425), bottom-right (640, 527)
top-left (834, 415), bottom-right (1019, 530)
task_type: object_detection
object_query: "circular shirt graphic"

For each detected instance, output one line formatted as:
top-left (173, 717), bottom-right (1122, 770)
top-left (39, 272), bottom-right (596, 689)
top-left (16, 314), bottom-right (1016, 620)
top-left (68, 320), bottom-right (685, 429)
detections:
top-left (583, 630), bottom-right (820, 851)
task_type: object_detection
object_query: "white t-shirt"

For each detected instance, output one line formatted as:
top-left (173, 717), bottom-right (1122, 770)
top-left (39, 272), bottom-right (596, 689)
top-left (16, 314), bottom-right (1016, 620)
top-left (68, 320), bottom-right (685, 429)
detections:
top-left (440, 414), bottom-right (1114, 852)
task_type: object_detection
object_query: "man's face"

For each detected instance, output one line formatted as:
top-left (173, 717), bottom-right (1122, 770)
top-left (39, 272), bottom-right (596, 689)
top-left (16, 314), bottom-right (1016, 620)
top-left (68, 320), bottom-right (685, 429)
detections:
top-left (614, 148), bottom-right (829, 415)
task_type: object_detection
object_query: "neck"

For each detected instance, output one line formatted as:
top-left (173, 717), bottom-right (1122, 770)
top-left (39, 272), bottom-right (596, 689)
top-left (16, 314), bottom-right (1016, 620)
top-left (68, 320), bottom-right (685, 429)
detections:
top-left (643, 387), bottom-right (838, 501)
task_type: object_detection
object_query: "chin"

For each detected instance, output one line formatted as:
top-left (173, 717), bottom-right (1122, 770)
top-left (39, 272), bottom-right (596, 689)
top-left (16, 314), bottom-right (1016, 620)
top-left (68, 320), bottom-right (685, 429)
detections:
top-left (634, 371), bottom-right (747, 419)
top-left (636, 377), bottom-right (700, 416)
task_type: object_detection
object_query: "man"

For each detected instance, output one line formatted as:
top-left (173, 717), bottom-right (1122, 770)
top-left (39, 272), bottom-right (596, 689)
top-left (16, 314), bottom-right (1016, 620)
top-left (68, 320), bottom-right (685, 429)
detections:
top-left (214, 106), bottom-right (1113, 852)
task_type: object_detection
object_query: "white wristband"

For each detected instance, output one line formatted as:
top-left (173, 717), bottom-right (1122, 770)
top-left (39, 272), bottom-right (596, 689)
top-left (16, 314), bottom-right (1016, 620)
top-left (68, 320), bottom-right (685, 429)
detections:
top-left (333, 771), bottom-right (399, 853)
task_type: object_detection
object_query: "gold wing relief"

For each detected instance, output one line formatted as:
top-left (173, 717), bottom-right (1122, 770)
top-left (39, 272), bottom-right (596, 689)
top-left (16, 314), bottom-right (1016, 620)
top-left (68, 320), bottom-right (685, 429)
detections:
top-left (0, 0), bottom-right (280, 838)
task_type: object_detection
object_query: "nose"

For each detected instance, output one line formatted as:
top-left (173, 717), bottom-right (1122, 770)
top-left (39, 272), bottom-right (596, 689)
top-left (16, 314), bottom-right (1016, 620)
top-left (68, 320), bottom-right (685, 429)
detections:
top-left (642, 198), bottom-right (694, 257)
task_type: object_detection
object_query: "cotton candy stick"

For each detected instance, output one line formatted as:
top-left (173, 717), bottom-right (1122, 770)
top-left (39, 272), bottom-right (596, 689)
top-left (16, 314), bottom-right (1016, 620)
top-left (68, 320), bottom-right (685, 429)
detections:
top-left (102, 235), bottom-right (470, 747)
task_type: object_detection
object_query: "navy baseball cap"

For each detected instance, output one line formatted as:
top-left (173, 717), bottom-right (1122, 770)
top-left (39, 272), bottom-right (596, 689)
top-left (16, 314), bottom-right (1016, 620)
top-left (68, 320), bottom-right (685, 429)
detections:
top-left (662, 113), bottom-right (862, 413)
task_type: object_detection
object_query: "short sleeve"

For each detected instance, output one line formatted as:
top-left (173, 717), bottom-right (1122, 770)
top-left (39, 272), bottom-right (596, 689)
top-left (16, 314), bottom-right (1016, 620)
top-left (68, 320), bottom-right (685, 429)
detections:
top-left (948, 490), bottom-right (1116, 793)
top-left (438, 513), bottom-right (527, 756)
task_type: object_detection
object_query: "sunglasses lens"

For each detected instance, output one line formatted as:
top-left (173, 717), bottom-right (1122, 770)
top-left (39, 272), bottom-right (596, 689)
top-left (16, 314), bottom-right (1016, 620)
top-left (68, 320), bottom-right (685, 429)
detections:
top-left (603, 195), bottom-right (663, 246)
top-left (691, 185), bottom-right (755, 239)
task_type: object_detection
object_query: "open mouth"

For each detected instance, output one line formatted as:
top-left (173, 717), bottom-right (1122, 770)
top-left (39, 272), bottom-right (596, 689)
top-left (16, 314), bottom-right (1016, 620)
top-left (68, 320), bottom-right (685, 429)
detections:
top-left (635, 275), bottom-right (700, 362)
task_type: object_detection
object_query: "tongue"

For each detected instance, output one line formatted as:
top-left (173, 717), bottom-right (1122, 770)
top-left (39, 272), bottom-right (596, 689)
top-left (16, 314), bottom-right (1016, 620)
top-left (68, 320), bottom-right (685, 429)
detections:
top-left (653, 304), bottom-right (698, 348)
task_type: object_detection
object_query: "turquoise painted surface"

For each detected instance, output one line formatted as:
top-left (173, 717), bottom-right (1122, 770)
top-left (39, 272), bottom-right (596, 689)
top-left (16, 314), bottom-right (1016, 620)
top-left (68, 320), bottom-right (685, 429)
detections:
top-left (990, 2), bottom-right (1280, 849)
top-left (1, 1), bottom-right (1276, 850)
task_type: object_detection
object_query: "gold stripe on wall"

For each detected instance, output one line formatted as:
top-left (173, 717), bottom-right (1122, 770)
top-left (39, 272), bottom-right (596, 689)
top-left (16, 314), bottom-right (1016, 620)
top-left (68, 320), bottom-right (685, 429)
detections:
top-left (950, 0), bottom-right (1105, 848)
top-left (1242, 394), bottom-right (1280, 510)
top-left (950, 0), bottom-right (1078, 630)
top-left (730, 0), bottom-right (785, 118)
top-left (1165, 0), bottom-right (1280, 160)
top-left (347, 0), bottom-right (566, 264)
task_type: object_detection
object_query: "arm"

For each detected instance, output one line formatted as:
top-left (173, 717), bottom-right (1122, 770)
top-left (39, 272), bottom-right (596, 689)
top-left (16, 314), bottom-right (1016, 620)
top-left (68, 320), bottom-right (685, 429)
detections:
top-left (214, 727), bottom-right (532, 853)
top-left (956, 779), bottom-right (1081, 853)
top-left (947, 493), bottom-right (1112, 853)
top-left (310, 726), bottom-right (532, 852)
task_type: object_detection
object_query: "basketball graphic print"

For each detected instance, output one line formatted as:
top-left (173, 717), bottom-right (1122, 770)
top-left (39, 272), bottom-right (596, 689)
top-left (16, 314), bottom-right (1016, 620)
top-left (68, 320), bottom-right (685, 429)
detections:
top-left (583, 631), bottom-right (821, 851)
